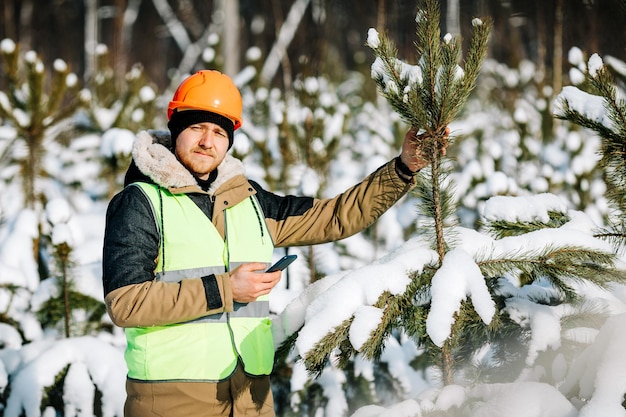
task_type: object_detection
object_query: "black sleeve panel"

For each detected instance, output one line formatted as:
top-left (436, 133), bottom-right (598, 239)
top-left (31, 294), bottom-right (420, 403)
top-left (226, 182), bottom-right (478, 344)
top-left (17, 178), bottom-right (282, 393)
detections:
top-left (102, 185), bottom-right (160, 296)
top-left (201, 274), bottom-right (223, 310)
top-left (249, 180), bottom-right (315, 221)
top-left (250, 160), bottom-right (413, 248)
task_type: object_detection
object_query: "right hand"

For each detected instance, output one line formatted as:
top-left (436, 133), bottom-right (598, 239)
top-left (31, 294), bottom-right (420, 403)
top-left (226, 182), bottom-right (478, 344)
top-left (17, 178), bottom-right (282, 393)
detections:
top-left (230, 263), bottom-right (282, 303)
top-left (400, 126), bottom-right (450, 172)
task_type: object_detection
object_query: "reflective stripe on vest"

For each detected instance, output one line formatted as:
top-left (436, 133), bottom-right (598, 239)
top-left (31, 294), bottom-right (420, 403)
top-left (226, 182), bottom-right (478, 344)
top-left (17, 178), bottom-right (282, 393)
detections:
top-left (124, 183), bottom-right (274, 382)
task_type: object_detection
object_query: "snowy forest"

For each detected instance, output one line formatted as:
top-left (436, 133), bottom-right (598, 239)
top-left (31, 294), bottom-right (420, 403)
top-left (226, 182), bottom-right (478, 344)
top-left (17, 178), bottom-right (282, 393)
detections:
top-left (1, 0), bottom-right (626, 416)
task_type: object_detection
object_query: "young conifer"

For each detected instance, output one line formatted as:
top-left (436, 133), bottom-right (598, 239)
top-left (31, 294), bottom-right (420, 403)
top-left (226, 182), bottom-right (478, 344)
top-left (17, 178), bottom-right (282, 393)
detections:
top-left (0, 39), bottom-right (85, 209)
top-left (282, 1), bottom-right (626, 397)
top-left (365, 0), bottom-right (492, 384)
top-left (83, 44), bottom-right (158, 198)
top-left (554, 53), bottom-right (626, 250)
top-left (367, 0), bottom-right (490, 258)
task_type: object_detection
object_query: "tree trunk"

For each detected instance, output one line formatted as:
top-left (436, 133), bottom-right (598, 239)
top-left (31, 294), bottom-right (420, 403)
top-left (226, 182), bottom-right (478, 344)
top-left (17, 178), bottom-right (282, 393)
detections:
top-left (535, 1), bottom-right (546, 89)
top-left (112, 0), bottom-right (126, 87)
top-left (430, 135), bottom-right (451, 384)
top-left (552, 0), bottom-right (563, 100)
top-left (151, 0), bottom-right (191, 51)
top-left (445, 0), bottom-right (460, 35)
top-left (260, 0), bottom-right (311, 86)
top-left (18, 0), bottom-right (34, 51)
top-left (270, 0), bottom-right (293, 91)
top-left (2, 1), bottom-right (17, 41)
top-left (221, 0), bottom-right (240, 77)
top-left (377, 0), bottom-right (385, 30)
top-left (115, 0), bottom-right (142, 86)
top-left (84, 0), bottom-right (98, 81)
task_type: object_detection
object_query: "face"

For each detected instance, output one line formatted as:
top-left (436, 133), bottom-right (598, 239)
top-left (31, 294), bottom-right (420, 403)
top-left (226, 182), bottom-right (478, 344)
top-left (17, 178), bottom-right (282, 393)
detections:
top-left (174, 122), bottom-right (230, 180)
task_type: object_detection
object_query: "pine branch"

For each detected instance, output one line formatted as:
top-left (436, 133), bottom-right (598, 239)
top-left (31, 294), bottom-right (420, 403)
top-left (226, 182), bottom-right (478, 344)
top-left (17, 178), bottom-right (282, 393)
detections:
top-left (559, 300), bottom-right (610, 331)
top-left (459, 17), bottom-right (493, 107)
top-left (302, 317), bottom-right (353, 378)
top-left (556, 56), bottom-right (626, 230)
top-left (301, 267), bottom-right (437, 375)
top-left (554, 102), bottom-right (621, 147)
top-left (368, 0), bottom-right (491, 137)
top-left (595, 221), bottom-right (626, 252)
top-left (436, 38), bottom-right (462, 127)
top-left (367, 0), bottom-right (492, 385)
top-left (369, 35), bottom-right (423, 128)
top-left (0, 39), bottom-right (22, 113)
top-left (359, 268), bottom-right (436, 360)
top-left (589, 67), bottom-right (626, 144)
top-left (274, 329), bottom-right (301, 368)
top-left (478, 246), bottom-right (625, 301)
top-left (448, 301), bottom-right (499, 362)
top-left (46, 61), bottom-right (70, 118)
top-left (482, 211), bottom-right (571, 239)
top-left (398, 269), bottom-right (435, 343)
top-left (415, 0), bottom-right (441, 129)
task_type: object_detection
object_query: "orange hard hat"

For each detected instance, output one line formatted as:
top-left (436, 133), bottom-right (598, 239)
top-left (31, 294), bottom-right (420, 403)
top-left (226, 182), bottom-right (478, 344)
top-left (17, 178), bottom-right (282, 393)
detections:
top-left (167, 70), bottom-right (243, 130)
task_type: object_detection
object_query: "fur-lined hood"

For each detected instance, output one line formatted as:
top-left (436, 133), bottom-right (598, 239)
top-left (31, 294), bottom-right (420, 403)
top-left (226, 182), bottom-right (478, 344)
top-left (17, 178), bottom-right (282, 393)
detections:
top-left (130, 130), bottom-right (246, 195)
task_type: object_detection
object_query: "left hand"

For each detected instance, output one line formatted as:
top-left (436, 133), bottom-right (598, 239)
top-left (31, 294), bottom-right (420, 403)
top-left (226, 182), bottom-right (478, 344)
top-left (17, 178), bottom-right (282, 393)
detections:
top-left (400, 127), bottom-right (450, 172)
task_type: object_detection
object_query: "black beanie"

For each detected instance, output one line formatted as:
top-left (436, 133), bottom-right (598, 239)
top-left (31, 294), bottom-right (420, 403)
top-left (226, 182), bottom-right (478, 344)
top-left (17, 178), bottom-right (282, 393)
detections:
top-left (168, 110), bottom-right (235, 149)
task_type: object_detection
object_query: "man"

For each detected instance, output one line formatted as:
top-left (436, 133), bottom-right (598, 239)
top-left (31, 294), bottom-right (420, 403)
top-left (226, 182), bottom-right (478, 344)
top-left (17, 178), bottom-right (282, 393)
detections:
top-left (102, 69), bottom-right (440, 417)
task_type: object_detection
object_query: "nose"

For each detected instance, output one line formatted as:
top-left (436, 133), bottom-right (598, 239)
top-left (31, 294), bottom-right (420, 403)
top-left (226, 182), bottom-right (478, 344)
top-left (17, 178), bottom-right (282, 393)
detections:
top-left (197, 131), bottom-right (215, 148)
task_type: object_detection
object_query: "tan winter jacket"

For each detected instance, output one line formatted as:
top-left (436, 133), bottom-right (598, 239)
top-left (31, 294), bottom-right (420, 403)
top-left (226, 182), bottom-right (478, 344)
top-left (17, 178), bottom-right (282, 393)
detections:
top-left (102, 130), bottom-right (415, 328)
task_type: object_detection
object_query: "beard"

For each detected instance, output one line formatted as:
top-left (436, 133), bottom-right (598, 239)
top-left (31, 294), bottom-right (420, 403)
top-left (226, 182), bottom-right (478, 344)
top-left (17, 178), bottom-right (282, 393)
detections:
top-left (176, 147), bottom-right (224, 180)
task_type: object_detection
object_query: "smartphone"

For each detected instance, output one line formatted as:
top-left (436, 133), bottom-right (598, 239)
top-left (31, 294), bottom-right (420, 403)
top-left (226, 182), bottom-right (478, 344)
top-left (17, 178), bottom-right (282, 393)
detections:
top-left (266, 254), bottom-right (298, 272)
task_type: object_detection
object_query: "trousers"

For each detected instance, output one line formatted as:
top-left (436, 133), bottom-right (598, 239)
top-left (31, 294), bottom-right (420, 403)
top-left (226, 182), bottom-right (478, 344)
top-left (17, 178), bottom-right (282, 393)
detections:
top-left (124, 363), bottom-right (275, 417)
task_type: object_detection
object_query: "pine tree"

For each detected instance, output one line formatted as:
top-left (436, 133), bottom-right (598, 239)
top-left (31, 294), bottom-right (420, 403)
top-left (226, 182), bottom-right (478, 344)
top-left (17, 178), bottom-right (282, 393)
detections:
top-left (0, 38), bottom-right (88, 294)
top-left (36, 199), bottom-right (106, 338)
top-left (80, 44), bottom-right (158, 199)
top-left (554, 52), bottom-right (626, 250)
top-left (365, 0), bottom-right (492, 385)
top-left (275, 1), bottom-right (626, 404)
top-left (0, 38), bottom-right (86, 209)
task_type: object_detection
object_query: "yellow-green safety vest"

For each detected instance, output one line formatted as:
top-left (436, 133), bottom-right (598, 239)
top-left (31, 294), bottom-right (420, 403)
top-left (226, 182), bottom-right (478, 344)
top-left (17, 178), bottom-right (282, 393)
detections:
top-left (124, 183), bottom-right (275, 382)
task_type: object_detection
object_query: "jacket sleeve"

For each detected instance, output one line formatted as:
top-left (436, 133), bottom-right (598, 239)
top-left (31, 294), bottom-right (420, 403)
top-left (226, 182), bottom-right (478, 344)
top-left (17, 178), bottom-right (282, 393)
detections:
top-left (102, 185), bottom-right (233, 327)
top-left (261, 158), bottom-right (415, 247)
top-left (104, 273), bottom-right (233, 327)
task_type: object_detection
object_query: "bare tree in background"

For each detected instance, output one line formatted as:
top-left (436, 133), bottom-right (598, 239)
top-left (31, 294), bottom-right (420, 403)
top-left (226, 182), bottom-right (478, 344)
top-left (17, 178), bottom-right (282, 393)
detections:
top-left (1, 0), bottom-right (33, 51)
top-left (220, 0), bottom-right (241, 77)
top-left (84, 0), bottom-right (98, 81)
top-left (445, 0), bottom-right (460, 35)
top-left (125, 0), bottom-right (235, 85)
top-left (0, 1), bottom-right (625, 96)
top-left (260, 0), bottom-right (311, 86)
top-left (553, 0), bottom-right (564, 99)
top-left (377, 0), bottom-right (386, 30)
